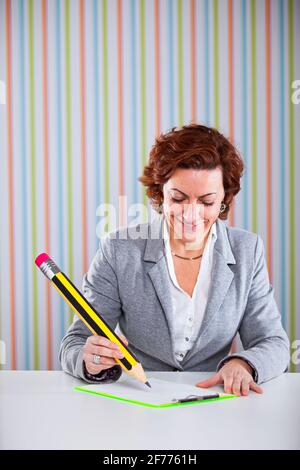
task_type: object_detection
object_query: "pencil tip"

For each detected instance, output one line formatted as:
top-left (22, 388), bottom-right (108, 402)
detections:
top-left (145, 381), bottom-right (151, 388)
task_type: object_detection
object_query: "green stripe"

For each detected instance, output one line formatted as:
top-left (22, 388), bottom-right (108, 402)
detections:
top-left (288, 0), bottom-right (295, 371)
top-left (102, 0), bottom-right (109, 211)
top-left (29, 0), bottom-right (39, 369)
top-left (251, 0), bottom-right (257, 233)
top-left (65, 0), bottom-right (73, 325)
top-left (140, 0), bottom-right (147, 208)
top-left (213, 0), bottom-right (219, 128)
top-left (177, 0), bottom-right (183, 127)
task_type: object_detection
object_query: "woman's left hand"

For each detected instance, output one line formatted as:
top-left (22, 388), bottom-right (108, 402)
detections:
top-left (195, 358), bottom-right (264, 396)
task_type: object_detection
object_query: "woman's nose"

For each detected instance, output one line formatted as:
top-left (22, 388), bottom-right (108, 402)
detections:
top-left (181, 202), bottom-right (204, 223)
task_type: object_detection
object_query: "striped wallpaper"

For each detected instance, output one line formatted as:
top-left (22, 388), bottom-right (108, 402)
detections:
top-left (0, 0), bottom-right (299, 372)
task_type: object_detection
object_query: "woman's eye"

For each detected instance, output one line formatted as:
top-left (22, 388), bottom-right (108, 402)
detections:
top-left (171, 198), bottom-right (185, 203)
top-left (170, 197), bottom-right (214, 206)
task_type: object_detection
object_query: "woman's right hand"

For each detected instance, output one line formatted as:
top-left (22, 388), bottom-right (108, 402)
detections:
top-left (83, 335), bottom-right (128, 375)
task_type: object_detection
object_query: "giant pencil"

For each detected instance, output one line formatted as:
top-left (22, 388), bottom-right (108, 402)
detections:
top-left (35, 253), bottom-right (150, 387)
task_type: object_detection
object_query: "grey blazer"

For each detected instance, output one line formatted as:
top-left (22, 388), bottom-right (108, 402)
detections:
top-left (59, 216), bottom-right (290, 385)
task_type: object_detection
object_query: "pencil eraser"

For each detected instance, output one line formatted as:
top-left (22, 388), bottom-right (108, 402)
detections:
top-left (35, 252), bottom-right (50, 267)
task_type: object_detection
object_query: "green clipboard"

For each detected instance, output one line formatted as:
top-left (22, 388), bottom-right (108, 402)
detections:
top-left (75, 377), bottom-right (236, 408)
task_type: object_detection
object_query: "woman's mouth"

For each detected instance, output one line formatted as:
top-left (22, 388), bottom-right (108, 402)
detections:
top-left (175, 218), bottom-right (207, 232)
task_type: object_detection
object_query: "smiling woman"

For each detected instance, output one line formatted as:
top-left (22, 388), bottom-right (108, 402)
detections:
top-left (139, 125), bottom-right (244, 290)
top-left (60, 123), bottom-right (290, 397)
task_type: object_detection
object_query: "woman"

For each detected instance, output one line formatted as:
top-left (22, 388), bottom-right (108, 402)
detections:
top-left (60, 124), bottom-right (290, 397)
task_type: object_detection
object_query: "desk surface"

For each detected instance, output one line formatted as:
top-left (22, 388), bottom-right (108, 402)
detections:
top-left (0, 371), bottom-right (299, 450)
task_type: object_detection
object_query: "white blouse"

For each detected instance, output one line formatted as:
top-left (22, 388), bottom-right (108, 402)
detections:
top-left (163, 218), bottom-right (217, 362)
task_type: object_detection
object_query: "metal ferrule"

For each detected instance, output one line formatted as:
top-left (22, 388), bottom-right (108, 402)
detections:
top-left (39, 259), bottom-right (60, 280)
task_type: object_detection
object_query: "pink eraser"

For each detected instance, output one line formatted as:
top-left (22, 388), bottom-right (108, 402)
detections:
top-left (35, 252), bottom-right (50, 267)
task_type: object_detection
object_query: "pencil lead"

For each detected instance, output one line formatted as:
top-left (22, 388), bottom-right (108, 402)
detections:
top-left (145, 381), bottom-right (151, 388)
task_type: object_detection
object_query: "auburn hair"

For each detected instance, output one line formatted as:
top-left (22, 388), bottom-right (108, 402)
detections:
top-left (139, 123), bottom-right (244, 220)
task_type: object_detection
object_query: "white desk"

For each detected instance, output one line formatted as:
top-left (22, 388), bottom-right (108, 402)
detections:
top-left (0, 371), bottom-right (299, 450)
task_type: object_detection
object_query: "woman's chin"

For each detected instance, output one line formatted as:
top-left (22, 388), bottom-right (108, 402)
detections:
top-left (174, 229), bottom-right (203, 244)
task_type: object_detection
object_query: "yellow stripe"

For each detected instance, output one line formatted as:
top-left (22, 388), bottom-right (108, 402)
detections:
top-left (55, 272), bottom-right (137, 367)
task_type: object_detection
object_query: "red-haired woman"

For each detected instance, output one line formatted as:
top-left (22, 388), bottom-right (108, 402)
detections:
top-left (60, 124), bottom-right (290, 397)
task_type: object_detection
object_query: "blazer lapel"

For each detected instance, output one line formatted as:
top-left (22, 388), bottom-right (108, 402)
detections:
top-left (147, 260), bottom-right (175, 341)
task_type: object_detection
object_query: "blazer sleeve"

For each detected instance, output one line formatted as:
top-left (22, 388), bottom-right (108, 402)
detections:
top-left (59, 234), bottom-right (123, 383)
top-left (217, 235), bottom-right (290, 384)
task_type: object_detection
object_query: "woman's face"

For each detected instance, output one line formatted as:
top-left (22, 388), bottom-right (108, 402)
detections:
top-left (162, 167), bottom-right (225, 246)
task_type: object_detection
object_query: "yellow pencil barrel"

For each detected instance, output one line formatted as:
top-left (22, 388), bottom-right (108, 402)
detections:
top-left (35, 253), bottom-right (143, 377)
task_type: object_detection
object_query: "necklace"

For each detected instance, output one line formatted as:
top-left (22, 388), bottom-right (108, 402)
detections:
top-left (171, 251), bottom-right (203, 261)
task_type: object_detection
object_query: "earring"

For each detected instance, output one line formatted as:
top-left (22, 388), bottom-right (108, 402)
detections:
top-left (220, 202), bottom-right (226, 213)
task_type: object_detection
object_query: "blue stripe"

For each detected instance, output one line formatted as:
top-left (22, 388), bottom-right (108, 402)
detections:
top-left (131, 0), bottom-right (138, 205)
top-left (242, 0), bottom-right (249, 230)
top-left (19, 0), bottom-right (30, 370)
top-left (204, 0), bottom-right (210, 124)
top-left (279, 0), bottom-right (286, 328)
top-left (93, 0), bottom-right (101, 251)
top-left (168, 0), bottom-right (174, 127)
top-left (55, 0), bottom-right (66, 339)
